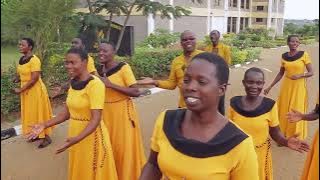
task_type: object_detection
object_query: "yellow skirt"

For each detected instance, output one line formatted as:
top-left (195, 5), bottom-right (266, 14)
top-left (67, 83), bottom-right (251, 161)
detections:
top-left (301, 129), bottom-right (319, 180)
top-left (68, 119), bottom-right (118, 180)
top-left (277, 77), bottom-right (308, 139)
top-left (20, 80), bottom-right (52, 138)
top-left (255, 139), bottom-right (273, 180)
top-left (103, 99), bottom-right (146, 180)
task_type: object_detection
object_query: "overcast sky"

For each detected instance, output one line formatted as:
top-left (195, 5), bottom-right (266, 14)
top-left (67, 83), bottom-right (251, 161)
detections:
top-left (284, 0), bottom-right (319, 20)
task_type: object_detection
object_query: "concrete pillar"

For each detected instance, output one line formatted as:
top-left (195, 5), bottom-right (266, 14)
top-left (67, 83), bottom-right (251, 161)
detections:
top-left (236, 0), bottom-right (241, 33)
top-left (169, 0), bottom-right (174, 32)
top-left (147, 0), bottom-right (155, 35)
top-left (224, 0), bottom-right (229, 33)
top-left (267, 0), bottom-right (273, 29)
top-left (249, 0), bottom-right (252, 27)
top-left (207, 0), bottom-right (212, 34)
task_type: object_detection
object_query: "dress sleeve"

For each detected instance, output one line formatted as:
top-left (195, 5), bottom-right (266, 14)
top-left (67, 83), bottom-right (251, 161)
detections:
top-left (87, 56), bottom-right (97, 73)
top-left (150, 111), bottom-right (166, 152)
top-left (303, 52), bottom-right (311, 65)
top-left (30, 56), bottom-right (41, 72)
top-left (268, 103), bottom-right (280, 127)
top-left (158, 59), bottom-right (178, 90)
top-left (230, 137), bottom-right (259, 180)
top-left (204, 45), bottom-right (212, 52)
top-left (122, 64), bottom-right (137, 87)
top-left (88, 79), bottom-right (105, 109)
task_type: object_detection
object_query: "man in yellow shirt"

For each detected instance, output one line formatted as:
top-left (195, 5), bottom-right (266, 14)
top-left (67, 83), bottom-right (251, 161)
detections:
top-left (138, 30), bottom-right (204, 108)
top-left (71, 37), bottom-right (98, 76)
top-left (204, 30), bottom-right (231, 115)
top-left (204, 30), bottom-right (232, 65)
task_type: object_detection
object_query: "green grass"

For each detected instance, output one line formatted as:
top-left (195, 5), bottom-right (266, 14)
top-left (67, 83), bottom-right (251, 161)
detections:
top-left (1, 46), bottom-right (21, 70)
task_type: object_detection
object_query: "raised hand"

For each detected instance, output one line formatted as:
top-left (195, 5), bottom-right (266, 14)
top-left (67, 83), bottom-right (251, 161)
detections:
top-left (137, 77), bottom-right (156, 86)
top-left (286, 109), bottom-right (303, 123)
top-left (26, 124), bottom-right (45, 141)
top-left (289, 74), bottom-right (302, 80)
top-left (56, 137), bottom-right (80, 154)
top-left (263, 87), bottom-right (271, 95)
top-left (287, 134), bottom-right (310, 153)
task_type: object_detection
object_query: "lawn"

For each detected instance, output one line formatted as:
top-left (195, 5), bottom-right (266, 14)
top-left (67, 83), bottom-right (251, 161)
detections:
top-left (1, 46), bottom-right (20, 70)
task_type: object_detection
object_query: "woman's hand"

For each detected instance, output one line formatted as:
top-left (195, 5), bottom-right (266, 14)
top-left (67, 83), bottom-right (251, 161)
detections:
top-left (26, 124), bottom-right (45, 140)
top-left (287, 134), bottom-right (310, 153)
top-left (137, 77), bottom-right (156, 86)
top-left (56, 137), bottom-right (80, 154)
top-left (100, 77), bottom-right (113, 88)
top-left (286, 109), bottom-right (303, 123)
top-left (263, 87), bottom-right (271, 95)
top-left (11, 88), bottom-right (22, 94)
top-left (289, 74), bottom-right (302, 80)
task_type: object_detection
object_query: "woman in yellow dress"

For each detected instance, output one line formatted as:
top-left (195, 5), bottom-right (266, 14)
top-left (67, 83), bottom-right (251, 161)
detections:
top-left (98, 42), bottom-right (146, 180)
top-left (228, 67), bottom-right (310, 180)
top-left (140, 53), bottom-right (259, 180)
top-left (264, 35), bottom-right (313, 140)
top-left (12, 38), bottom-right (53, 148)
top-left (27, 48), bottom-right (118, 180)
top-left (287, 93), bottom-right (319, 180)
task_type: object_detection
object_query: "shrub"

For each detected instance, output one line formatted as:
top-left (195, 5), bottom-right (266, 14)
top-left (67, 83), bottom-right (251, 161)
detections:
top-left (137, 29), bottom-right (180, 48)
top-left (128, 47), bottom-right (182, 78)
top-left (246, 47), bottom-right (262, 61)
top-left (231, 47), bottom-right (248, 65)
top-left (1, 65), bottom-right (20, 115)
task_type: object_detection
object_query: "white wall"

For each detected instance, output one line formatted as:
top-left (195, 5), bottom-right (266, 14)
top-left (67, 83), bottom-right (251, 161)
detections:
top-left (211, 16), bottom-right (226, 34)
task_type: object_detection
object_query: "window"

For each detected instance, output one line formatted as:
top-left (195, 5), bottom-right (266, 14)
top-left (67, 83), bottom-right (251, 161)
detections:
top-left (227, 17), bottom-right (232, 32)
top-left (257, 6), bottom-right (264, 11)
top-left (245, 18), bottom-right (249, 28)
top-left (256, 18), bottom-right (263, 23)
top-left (240, 18), bottom-right (244, 30)
top-left (233, 0), bottom-right (237, 7)
top-left (246, 0), bottom-right (250, 9)
top-left (214, 0), bottom-right (221, 6)
top-left (241, 0), bottom-right (245, 8)
top-left (232, 17), bottom-right (237, 33)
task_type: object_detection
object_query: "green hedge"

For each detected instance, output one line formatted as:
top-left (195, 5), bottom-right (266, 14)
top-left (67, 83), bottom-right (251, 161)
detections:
top-left (1, 65), bottom-right (20, 115)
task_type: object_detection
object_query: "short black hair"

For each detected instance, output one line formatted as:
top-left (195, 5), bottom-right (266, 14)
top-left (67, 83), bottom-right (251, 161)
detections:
top-left (287, 35), bottom-right (299, 43)
top-left (191, 52), bottom-right (229, 85)
top-left (21, 38), bottom-right (34, 50)
top-left (180, 30), bottom-right (195, 40)
top-left (244, 67), bottom-right (265, 80)
top-left (66, 48), bottom-right (88, 61)
top-left (100, 41), bottom-right (116, 51)
top-left (210, 30), bottom-right (220, 37)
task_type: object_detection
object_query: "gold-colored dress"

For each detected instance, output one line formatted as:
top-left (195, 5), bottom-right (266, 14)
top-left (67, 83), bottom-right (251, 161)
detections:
top-left (17, 55), bottom-right (53, 138)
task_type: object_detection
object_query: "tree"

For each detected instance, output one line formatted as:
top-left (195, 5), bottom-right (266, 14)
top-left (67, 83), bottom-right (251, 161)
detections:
top-left (85, 0), bottom-right (203, 53)
top-left (1, 0), bottom-right (77, 60)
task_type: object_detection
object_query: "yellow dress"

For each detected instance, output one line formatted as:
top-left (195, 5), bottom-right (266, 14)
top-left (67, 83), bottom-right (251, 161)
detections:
top-left (158, 50), bottom-right (204, 107)
top-left (17, 55), bottom-right (52, 138)
top-left (301, 95), bottom-right (319, 180)
top-left (101, 62), bottom-right (146, 180)
top-left (87, 55), bottom-right (97, 74)
top-left (67, 75), bottom-right (118, 180)
top-left (228, 96), bottom-right (279, 180)
top-left (277, 51), bottom-right (311, 139)
top-left (204, 43), bottom-right (232, 65)
top-left (151, 109), bottom-right (259, 180)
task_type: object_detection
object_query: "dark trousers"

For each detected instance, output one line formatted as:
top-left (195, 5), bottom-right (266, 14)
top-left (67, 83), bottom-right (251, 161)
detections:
top-left (218, 95), bottom-right (225, 115)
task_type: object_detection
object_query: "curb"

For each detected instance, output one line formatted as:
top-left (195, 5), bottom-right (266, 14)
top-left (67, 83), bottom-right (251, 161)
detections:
top-left (230, 59), bottom-right (259, 69)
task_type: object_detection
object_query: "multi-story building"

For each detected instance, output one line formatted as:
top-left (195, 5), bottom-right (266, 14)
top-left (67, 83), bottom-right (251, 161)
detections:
top-left (76, 0), bottom-right (285, 43)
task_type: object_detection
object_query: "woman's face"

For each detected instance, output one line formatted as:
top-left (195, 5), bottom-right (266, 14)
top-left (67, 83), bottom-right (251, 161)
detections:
top-left (242, 71), bottom-right (265, 97)
top-left (98, 43), bottom-right (114, 64)
top-left (180, 32), bottom-right (196, 53)
top-left (288, 36), bottom-right (300, 50)
top-left (18, 40), bottom-right (32, 54)
top-left (64, 53), bottom-right (87, 79)
top-left (182, 59), bottom-right (225, 112)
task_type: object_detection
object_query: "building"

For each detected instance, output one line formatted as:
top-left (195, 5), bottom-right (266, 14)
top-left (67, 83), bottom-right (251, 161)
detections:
top-left (76, 0), bottom-right (285, 43)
